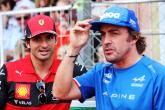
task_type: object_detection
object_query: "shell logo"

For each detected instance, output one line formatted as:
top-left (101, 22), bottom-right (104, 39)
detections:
top-left (15, 84), bottom-right (30, 99)
top-left (17, 86), bottom-right (28, 97)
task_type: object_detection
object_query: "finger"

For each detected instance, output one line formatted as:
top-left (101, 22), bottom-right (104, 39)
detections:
top-left (76, 19), bottom-right (92, 27)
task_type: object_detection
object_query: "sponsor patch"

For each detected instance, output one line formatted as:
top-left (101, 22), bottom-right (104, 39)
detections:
top-left (15, 84), bottom-right (30, 99)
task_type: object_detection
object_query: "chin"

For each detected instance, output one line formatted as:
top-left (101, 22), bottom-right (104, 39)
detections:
top-left (106, 57), bottom-right (117, 63)
top-left (38, 55), bottom-right (50, 60)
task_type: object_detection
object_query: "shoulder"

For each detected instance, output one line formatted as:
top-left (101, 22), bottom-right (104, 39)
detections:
top-left (5, 57), bottom-right (27, 68)
top-left (93, 62), bottom-right (112, 73)
top-left (5, 55), bottom-right (31, 74)
top-left (141, 55), bottom-right (165, 72)
top-left (141, 55), bottom-right (165, 80)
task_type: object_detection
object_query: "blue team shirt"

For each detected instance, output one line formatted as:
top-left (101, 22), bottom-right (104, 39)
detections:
top-left (74, 55), bottom-right (165, 110)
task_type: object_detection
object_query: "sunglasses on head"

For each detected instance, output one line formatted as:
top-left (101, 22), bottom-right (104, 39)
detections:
top-left (16, 16), bottom-right (30, 21)
top-left (36, 80), bottom-right (47, 104)
top-left (57, 10), bottom-right (69, 14)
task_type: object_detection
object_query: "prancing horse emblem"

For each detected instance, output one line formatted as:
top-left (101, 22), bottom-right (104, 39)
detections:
top-left (38, 19), bottom-right (44, 26)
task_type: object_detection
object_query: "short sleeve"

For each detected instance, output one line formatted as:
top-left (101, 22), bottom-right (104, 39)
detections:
top-left (74, 65), bottom-right (98, 102)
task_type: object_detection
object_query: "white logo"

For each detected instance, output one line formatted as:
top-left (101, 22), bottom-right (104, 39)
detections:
top-left (129, 18), bottom-right (136, 26)
top-left (110, 93), bottom-right (135, 100)
top-left (100, 12), bottom-right (120, 20)
top-left (104, 73), bottom-right (112, 79)
top-left (0, 69), bottom-right (5, 76)
top-left (15, 70), bottom-right (23, 76)
top-left (14, 100), bottom-right (32, 106)
top-left (103, 73), bottom-right (113, 84)
top-left (103, 91), bottom-right (109, 96)
top-left (133, 75), bottom-right (145, 82)
top-left (148, 65), bottom-right (156, 74)
top-left (131, 75), bottom-right (145, 88)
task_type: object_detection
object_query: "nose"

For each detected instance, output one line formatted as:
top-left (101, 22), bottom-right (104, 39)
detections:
top-left (40, 40), bottom-right (49, 48)
top-left (102, 33), bottom-right (112, 45)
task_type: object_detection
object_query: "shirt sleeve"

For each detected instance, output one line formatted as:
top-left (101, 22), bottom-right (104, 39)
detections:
top-left (153, 70), bottom-right (165, 110)
top-left (74, 65), bottom-right (99, 102)
top-left (0, 64), bottom-right (8, 109)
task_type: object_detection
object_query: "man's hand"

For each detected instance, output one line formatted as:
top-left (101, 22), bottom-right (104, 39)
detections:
top-left (70, 19), bottom-right (92, 49)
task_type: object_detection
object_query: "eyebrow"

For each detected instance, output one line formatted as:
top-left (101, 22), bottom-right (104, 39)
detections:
top-left (100, 28), bottom-right (119, 33)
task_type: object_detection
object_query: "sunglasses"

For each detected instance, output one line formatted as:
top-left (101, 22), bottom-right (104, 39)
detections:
top-left (57, 10), bottom-right (69, 14)
top-left (36, 80), bottom-right (47, 104)
top-left (16, 16), bottom-right (30, 21)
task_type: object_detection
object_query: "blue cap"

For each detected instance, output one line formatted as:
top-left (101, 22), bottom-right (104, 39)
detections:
top-left (90, 6), bottom-right (140, 32)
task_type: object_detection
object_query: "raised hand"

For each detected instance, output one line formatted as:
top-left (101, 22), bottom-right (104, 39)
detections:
top-left (70, 19), bottom-right (92, 49)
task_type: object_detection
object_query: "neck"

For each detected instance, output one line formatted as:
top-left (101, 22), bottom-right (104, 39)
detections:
top-left (31, 55), bottom-right (53, 79)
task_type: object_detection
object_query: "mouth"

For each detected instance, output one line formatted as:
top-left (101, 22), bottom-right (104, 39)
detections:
top-left (104, 48), bottom-right (114, 55)
top-left (39, 50), bottom-right (50, 56)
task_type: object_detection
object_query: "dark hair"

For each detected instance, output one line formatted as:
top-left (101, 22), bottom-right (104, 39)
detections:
top-left (128, 28), bottom-right (146, 54)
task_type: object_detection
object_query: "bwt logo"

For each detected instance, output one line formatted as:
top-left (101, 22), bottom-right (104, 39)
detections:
top-left (100, 12), bottom-right (120, 20)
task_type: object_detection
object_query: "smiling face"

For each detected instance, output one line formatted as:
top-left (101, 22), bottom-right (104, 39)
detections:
top-left (26, 33), bottom-right (56, 62)
top-left (100, 24), bottom-right (135, 64)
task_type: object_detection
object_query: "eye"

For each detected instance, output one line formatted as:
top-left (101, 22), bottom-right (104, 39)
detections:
top-left (32, 36), bottom-right (40, 42)
top-left (47, 34), bottom-right (55, 40)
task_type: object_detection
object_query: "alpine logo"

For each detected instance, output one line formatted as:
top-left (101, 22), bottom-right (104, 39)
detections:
top-left (133, 75), bottom-right (145, 82)
top-left (131, 75), bottom-right (145, 88)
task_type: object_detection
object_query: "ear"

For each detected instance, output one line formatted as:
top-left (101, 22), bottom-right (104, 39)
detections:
top-left (25, 41), bottom-right (30, 48)
top-left (130, 33), bottom-right (140, 45)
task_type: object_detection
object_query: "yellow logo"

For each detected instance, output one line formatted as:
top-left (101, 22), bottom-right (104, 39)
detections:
top-left (17, 86), bottom-right (28, 96)
top-left (38, 19), bottom-right (44, 26)
top-left (15, 84), bottom-right (30, 99)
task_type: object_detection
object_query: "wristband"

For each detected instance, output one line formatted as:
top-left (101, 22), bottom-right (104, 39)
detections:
top-left (66, 54), bottom-right (79, 63)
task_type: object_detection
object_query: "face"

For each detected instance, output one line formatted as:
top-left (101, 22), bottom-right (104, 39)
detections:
top-left (100, 24), bottom-right (133, 63)
top-left (27, 33), bottom-right (56, 61)
top-left (15, 14), bottom-right (30, 31)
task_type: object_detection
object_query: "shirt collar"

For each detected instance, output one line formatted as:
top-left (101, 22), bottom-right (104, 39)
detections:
top-left (22, 55), bottom-right (61, 74)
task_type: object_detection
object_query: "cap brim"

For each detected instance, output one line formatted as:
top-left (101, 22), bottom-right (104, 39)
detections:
top-left (90, 19), bottom-right (130, 32)
top-left (27, 31), bottom-right (56, 38)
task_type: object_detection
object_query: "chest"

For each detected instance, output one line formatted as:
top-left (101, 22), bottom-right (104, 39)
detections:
top-left (95, 69), bottom-right (154, 110)
top-left (6, 69), bottom-right (58, 107)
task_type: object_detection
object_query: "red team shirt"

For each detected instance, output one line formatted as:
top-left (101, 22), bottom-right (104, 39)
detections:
top-left (0, 55), bottom-right (71, 110)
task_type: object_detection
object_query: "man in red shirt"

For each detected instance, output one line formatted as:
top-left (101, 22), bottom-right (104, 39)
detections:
top-left (0, 14), bottom-right (86, 110)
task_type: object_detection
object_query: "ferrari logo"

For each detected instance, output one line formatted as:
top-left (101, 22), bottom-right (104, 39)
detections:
top-left (38, 19), bottom-right (44, 26)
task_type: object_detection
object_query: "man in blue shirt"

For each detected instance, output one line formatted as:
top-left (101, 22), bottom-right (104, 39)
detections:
top-left (53, 6), bottom-right (165, 110)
